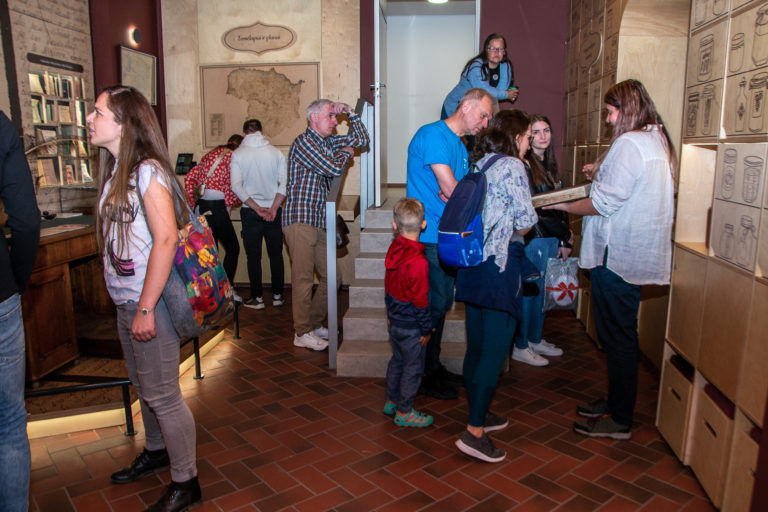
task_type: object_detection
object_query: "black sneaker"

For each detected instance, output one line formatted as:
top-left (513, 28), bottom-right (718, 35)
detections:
top-left (573, 415), bottom-right (631, 440)
top-left (484, 412), bottom-right (509, 433)
top-left (576, 398), bottom-right (608, 418)
top-left (455, 430), bottom-right (506, 463)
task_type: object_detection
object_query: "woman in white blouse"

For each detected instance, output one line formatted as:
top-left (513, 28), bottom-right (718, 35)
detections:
top-left (548, 79), bottom-right (675, 440)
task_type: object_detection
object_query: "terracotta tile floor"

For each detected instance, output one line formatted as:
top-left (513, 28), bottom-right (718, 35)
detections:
top-left (28, 290), bottom-right (716, 511)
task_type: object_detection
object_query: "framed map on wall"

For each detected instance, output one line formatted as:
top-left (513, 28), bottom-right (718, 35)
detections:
top-left (120, 47), bottom-right (157, 105)
top-left (200, 63), bottom-right (319, 148)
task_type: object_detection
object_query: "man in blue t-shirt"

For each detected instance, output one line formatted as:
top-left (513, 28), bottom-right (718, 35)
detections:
top-left (405, 88), bottom-right (493, 400)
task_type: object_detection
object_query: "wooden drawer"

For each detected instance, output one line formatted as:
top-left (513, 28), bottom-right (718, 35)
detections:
top-left (738, 278), bottom-right (768, 426)
top-left (722, 411), bottom-right (760, 512)
top-left (666, 244), bottom-right (706, 364)
top-left (699, 258), bottom-right (752, 400)
top-left (656, 351), bottom-right (695, 461)
top-left (689, 383), bottom-right (735, 508)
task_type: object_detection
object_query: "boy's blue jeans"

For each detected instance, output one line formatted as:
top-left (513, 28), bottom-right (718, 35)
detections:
top-left (0, 293), bottom-right (30, 512)
top-left (385, 324), bottom-right (427, 414)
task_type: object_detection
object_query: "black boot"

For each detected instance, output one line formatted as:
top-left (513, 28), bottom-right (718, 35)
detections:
top-left (145, 476), bottom-right (202, 512)
top-left (418, 372), bottom-right (458, 400)
top-left (110, 448), bottom-right (170, 484)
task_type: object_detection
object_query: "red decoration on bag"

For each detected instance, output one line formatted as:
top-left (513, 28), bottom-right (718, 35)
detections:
top-left (545, 276), bottom-right (579, 306)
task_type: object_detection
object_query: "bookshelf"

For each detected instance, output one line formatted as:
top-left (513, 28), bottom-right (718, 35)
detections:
top-left (29, 70), bottom-right (92, 187)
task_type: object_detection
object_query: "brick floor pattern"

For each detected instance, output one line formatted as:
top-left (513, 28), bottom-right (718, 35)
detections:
top-left (28, 292), bottom-right (716, 511)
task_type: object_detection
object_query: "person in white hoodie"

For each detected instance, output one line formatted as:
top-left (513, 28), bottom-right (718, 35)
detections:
top-left (230, 119), bottom-right (287, 310)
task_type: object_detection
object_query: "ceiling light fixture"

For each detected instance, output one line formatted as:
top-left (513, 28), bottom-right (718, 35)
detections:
top-left (428, 0), bottom-right (449, 4)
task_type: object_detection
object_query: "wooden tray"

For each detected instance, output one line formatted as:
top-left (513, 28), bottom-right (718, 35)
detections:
top-left (531, 183), bottom-right (591, 208)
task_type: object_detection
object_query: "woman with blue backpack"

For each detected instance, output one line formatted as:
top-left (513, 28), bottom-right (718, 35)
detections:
top-left (453, 110), bottom-right (538, 463)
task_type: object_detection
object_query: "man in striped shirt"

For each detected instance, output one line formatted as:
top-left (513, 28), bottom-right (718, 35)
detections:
top-left (283, 99), bottom-right (369, 351)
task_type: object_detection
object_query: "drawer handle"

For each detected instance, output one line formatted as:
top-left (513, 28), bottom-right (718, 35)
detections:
top-left (704, 420), bottom-right (717, 438)
top-left (670, 388), bottom-right (681, 401)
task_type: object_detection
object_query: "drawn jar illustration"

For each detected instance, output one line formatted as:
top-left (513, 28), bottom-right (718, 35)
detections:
top-left (743, 155), bottom-right (763, 203)
top-left (720, 223), bottom-right (735, 259)
top-left (735, 215), bottom-right (757, 266)
top-left (736, 77), bottom-right (748, 132)
top-left (699, 34), bottom-right (715, 82)
top-left (749, 72), bottom-right (768, 133)
top-left (753, 4), bottom-right (768, 66)
top-left (695, 0), bottom-right (708, 26)
top-left (687, 91), bottom-right (700, 136)
top-left (702, 84), bottom-right (716, 135)
top-left (730, 33), bottom-right (745, 73)
top-left (722, 148), bottom-right (737, 198)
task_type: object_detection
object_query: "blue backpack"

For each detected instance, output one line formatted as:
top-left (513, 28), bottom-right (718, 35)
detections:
top-left (437, 154), bottom-right (506, 267)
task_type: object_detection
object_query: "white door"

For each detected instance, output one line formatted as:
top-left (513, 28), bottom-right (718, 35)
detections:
top-left (373, 0), bottom-right (387, 207)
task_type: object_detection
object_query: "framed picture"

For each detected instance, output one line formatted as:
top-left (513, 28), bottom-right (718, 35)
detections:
top-left (119, 46), bottom-right (157, 105)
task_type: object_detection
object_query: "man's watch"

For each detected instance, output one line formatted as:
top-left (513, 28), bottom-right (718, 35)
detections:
top-left (139, 306), bottom-right (154, 316)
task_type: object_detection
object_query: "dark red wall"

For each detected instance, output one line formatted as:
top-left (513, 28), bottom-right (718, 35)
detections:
top-left (89, 0), bottom-right (167, 136)
top-left (480, 0), bottom-right (568, 157)
top-left (360, 0), bottom-right (375, 105)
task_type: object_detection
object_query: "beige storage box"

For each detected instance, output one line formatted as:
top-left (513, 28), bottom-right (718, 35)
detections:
top-left (721, 411), bottom-right (760, 512)
top-left (656, 352), bottom-right (695, 461)
top-left (689, 383), bottom-right (735, 508)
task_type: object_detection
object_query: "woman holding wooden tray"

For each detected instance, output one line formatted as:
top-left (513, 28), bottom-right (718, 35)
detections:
top-left (547, 79), bottom-right (675, 441)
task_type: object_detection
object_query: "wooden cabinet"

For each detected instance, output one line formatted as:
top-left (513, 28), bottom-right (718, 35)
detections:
top-left (23, 222), bottom-right (98, 384)
top-left (22, 263), bottom-right (78, 383)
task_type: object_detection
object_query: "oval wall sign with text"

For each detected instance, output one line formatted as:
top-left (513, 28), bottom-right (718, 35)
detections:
top-left (223, 22), bottom-right (296, 55)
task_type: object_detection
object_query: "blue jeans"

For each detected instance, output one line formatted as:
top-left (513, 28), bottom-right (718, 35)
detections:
top-left (0, 294), bottom-right (30, 512)
top-left (117, 299), bottom-right (197, 482)
top-left (424, 243), bottom-right (456, 375)
top-left (241, 207), bottom-right (285, 297)
top-left (385, 324), bottom-right (426, 414)
top-left (516, 237), bottom-right (559, 349)
top-left (590, 265), bottom-right (641, 427)
top-left (463, 303), bottom-right (517, 427)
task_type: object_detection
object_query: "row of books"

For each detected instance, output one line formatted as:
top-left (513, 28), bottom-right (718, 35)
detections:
top-left (34, 127), bottom-right (88, 158)
top-left (36, 158), bottom-right (92, 187)
top-left (29, 72), bottom-right (84, 99)
top-left (31, 97), bottom-right (86, 126)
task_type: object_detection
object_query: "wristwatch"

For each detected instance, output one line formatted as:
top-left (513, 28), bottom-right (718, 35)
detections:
top-left (139, 306), bottom-right (154, 316)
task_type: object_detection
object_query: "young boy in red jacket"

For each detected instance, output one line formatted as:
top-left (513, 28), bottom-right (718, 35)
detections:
top-left (382, 198), bottom-right (434, 427)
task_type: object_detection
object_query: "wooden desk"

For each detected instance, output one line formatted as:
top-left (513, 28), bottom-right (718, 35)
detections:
top-left (22, 220), bottom-right (98, 385)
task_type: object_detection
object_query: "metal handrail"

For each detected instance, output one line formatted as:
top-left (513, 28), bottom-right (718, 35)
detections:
top-left (25, 336), bottom-right (207, 436)
top-left (326, 173), bottom-right (343, 369)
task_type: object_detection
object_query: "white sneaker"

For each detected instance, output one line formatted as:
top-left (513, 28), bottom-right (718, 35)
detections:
top-left (244, 296), bottom-right (264, 310)
top-left (232, 291), bottom-right (243, 303)
top-left (531, 340), bottom-right (563, 357)
top-left (512, 346), bottom-right (549, 367)
top-left (294, 331), bottom-right (328, 351)
top-left (272, 293), bottom-right (284, 307)
top-left (313, 326), bottom-right (329, 340)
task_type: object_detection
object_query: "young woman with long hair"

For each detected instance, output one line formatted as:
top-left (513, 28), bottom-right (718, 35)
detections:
top-left (453, 109), bottom-right (537, 463)
top-left (547, 79), bottom-right (675, 440)
top-left (512, 114), bottom-right (572, 367)
top-left (89, 85), bottom-right (201, 511)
